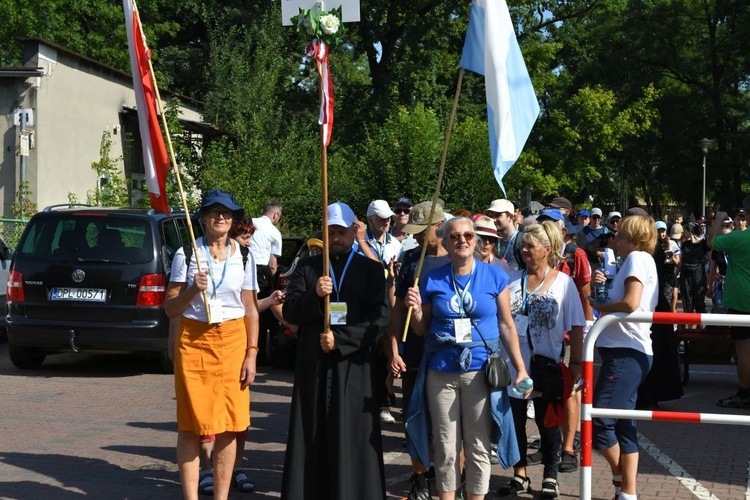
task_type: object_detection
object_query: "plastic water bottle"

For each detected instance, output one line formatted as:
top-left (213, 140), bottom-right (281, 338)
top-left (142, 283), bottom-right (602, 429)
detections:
top-left (509, 377), bottom-right (534, 398)
top-left (595, 260), bottom-right (609, 305)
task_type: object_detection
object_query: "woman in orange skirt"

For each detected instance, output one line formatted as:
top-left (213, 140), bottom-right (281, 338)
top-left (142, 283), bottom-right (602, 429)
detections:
top-left (165, 189), bottom-right (260, 500)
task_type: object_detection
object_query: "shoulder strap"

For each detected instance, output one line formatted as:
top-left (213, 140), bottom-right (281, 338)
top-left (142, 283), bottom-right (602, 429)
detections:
top-left (565, 243), bottom-right (577, 279)
top-left (513, 232), bottom-right (526, 270)
top-left (182, 243), bottom-right (193, 271)
top-left (240, 244), bottom-right (249, 269)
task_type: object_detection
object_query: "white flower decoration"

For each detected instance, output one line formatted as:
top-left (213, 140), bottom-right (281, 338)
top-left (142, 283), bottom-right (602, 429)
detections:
top-left (319, 14), bottom-right (340, 35)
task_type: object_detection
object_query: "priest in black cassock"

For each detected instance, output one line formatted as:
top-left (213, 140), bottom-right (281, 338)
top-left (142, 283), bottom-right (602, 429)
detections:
top-left (281, 202), bottom-right (389, 500)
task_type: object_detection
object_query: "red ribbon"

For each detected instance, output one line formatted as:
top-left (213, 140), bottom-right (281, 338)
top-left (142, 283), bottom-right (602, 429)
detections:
top-left (307, 39), bottom-right (334, 147)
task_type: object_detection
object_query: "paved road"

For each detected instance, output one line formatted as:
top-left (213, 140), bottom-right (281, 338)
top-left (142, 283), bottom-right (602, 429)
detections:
top-left (1, 343), bottom-right (749, 499)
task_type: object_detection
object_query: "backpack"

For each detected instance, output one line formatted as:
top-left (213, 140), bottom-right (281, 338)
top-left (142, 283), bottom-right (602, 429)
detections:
top-left (183, 242), bottom-right (250, 270)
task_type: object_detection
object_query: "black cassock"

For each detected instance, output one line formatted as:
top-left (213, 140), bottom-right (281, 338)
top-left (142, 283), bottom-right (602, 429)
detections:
top-left (281, 251), bottom-right (389, 500)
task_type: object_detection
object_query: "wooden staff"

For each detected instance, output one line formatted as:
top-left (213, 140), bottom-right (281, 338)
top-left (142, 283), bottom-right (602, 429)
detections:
top-left (134, 4), bottom-right (212, 322)
top-left (321, 121), bottom-right (330, 332)
top-left (402, 68), bottom-right (465, 342)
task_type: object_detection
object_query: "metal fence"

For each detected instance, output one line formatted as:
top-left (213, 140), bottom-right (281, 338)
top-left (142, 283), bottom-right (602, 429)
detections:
top-left (0, 218), bottom-right (28, 249)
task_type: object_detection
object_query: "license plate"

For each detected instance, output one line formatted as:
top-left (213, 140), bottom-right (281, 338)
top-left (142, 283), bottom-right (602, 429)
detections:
top-left (51, 287), bottom-right (107, 302)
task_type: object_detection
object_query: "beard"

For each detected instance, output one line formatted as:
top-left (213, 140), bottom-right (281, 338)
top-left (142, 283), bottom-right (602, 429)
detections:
top-left (330, 242), bottom-right (353, 257)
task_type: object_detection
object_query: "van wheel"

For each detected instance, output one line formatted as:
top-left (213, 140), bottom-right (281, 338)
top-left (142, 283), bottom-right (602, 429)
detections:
top-left (8, 344), bottom-right (45, 369)
top-left (158, 350), bottom-right (174, 374)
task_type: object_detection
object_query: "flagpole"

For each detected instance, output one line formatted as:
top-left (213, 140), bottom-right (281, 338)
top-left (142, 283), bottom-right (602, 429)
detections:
top-left (321, 120), bottom-right (330, 333)
top-left (402, 68), bottom-right (465, 343)
top-left (132, 1), bottom-right (212, 322)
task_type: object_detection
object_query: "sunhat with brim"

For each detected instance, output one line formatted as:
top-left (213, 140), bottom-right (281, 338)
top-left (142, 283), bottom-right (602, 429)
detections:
top-left (200, 189), bottom-right (244, 219)
top-left (474, 216), bottom-right (498, 239)
top-left (403, 201), bottom-right (446, 234)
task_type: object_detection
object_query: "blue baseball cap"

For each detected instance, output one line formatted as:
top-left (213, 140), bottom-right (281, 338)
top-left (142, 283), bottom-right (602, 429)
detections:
top-left (393, 197), bottom-right (413, 207)
top-left (536, 208), bottom-right (565, 222)
top-left (327, 202), bottom-right (356, 228)
top-left (578, 209), bottom-right (591, 217)
top-left (200, 189), bottom-right (244, 219)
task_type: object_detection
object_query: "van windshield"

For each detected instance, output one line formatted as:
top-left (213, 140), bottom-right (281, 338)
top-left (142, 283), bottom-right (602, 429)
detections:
top-left (19, 216), bottom-right (153, 264)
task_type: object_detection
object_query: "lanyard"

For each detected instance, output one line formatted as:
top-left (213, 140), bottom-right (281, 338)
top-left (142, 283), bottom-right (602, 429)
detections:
top-left (502, 227), bottom-right (519, 261)
top-left (329, 250), bottom-right (355, 301)
top-left (521, 266), bottom-right (550, 314)
top-left (366, 228), bottom-right (388, 267)
top-left (450, 262), bottom-right (476, 318)
top-left (203, 239), bottom-right (229, 298)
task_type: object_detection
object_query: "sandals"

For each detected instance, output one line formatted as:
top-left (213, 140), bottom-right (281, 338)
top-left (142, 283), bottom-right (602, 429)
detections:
top-left (526, 450), bottom-right (543, 465)
top-left (717, 393), bottom-right (750, 408)
top-left (559, 451), bottom-right (578, 473)
top-left (540, 478), bottom-right (559, 499)
top-left (497, 475), bottom-right (531, 497)
top-left (232, 469), bottom-right (255, 493)
top-left (198, 469), bottom-right (214, 495)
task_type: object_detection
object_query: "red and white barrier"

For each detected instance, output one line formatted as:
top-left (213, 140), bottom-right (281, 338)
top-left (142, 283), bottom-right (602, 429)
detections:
top-left (580, 312), bottom-right (750, 500)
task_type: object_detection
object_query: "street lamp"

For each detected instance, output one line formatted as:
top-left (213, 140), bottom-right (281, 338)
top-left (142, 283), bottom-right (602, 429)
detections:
top-left (700, 138), bottom-right (710, 220)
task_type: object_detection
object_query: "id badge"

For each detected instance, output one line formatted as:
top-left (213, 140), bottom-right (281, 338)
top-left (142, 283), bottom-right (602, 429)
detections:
top-left (330, 301), bottom-right (348, 326)
top-left (208, 299), bottom-right (224, 324)
top-left (514, 314), bottom-right (529, 337)
top-left (454, 318), bottom-right (473, 343)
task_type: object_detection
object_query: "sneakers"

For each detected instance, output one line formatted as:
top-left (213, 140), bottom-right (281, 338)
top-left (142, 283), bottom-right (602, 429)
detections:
top-left (380, 409), bottom-right (397, 424)
top-left (407, 473), bottom-right (430, 500)
top-left (559, 451), bottom-right (578, 473)
top-left (540, 477), bottom-right (559, 499)
top-left (717, 393), bottom-right (750, 408)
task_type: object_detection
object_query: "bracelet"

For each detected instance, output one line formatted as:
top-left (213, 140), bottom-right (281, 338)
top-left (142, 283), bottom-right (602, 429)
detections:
top-left (246, 346), bottom-right (259, 352)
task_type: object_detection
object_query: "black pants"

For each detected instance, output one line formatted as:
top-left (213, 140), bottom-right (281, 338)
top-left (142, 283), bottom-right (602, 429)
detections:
top-left (509, 397), bottom-right (561, 479)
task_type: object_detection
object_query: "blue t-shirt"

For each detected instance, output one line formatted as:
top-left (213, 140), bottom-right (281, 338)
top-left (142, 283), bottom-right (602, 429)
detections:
top-left (421, 261), bottom-right (510, 372)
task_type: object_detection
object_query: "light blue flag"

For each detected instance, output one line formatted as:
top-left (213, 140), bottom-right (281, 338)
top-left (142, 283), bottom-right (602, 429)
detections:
top-left (459, 0), bottom-right (540, 196)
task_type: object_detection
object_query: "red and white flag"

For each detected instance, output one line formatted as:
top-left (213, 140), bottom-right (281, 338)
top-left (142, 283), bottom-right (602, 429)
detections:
top-left (307, 39), bottom-right (334, 147)
top-left (123, 0), bottom-right (169, 214)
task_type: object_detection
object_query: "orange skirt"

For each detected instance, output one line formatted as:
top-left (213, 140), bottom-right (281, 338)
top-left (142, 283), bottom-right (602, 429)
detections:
top-left (174, 316), bottom-right (250, 435)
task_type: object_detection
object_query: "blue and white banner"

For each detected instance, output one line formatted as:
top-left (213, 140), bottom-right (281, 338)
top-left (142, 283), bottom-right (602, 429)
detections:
top-left (459, 0), bottom-right (540, 195)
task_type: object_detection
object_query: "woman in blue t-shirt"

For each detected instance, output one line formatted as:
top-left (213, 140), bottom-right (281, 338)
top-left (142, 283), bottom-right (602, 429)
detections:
top-left (405, 216), bottom-right (529, 499)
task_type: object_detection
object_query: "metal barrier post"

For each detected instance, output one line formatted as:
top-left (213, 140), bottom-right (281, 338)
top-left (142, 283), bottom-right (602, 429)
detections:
top-left (580, 311), bottom-right (750, 500)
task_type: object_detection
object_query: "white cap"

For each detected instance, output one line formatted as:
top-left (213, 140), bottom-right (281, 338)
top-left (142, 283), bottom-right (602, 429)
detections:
top-left (486, 199), bottom-right (515, 215)
top-left (607, 211), bottom-right (622, 220)
top-left (591, 208), bottom-right (603, 217)
top-left (327, 202), bottom-right (356, 227)
top-left (366, 199), bottom-right (395, 218)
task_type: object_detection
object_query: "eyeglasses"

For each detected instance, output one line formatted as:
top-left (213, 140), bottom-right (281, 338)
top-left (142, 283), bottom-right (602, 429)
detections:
top-left (208, 208), bottom-right (233, 219)
top-left (394, 208), bottom-right (410, 215)
top-left (448, 232), bottom-right (475, 243)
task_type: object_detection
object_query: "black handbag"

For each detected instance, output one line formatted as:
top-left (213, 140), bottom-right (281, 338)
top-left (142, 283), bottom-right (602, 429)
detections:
top-left (474, 321), bottom-right (511, 389)
top-left (530, 354), bottom-right (564, 403)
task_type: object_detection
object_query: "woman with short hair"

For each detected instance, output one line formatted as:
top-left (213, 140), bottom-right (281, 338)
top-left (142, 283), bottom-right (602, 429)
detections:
top-left (588, 215), bottom-right (659, 500)
top-left (405, 216), bottom-right (529, 500)
top-left (498, 222), bottom-right (585, 499)
top-left (165, 189), bottom-right (261, 500)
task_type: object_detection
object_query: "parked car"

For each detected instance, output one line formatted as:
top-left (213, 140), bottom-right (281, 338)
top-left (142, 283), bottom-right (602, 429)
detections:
top-left (0, 237), bottom-right (14, 341)
top-left (5, 204), bottom-right (202, 372)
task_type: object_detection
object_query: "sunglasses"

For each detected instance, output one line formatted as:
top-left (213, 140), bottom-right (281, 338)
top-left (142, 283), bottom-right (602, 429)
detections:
top-left (609, 218), bottom-right (621, 224)
top-left (208, 208), bottom-right (233, 219)
top-left (591, 215), bottom-right (601, 220)
top-left (479, 236), bottom-right (498, 245)
top-left (448, 232), bottom-right (475, 243)
top-left (394, 208), bottom-right (411, 215)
